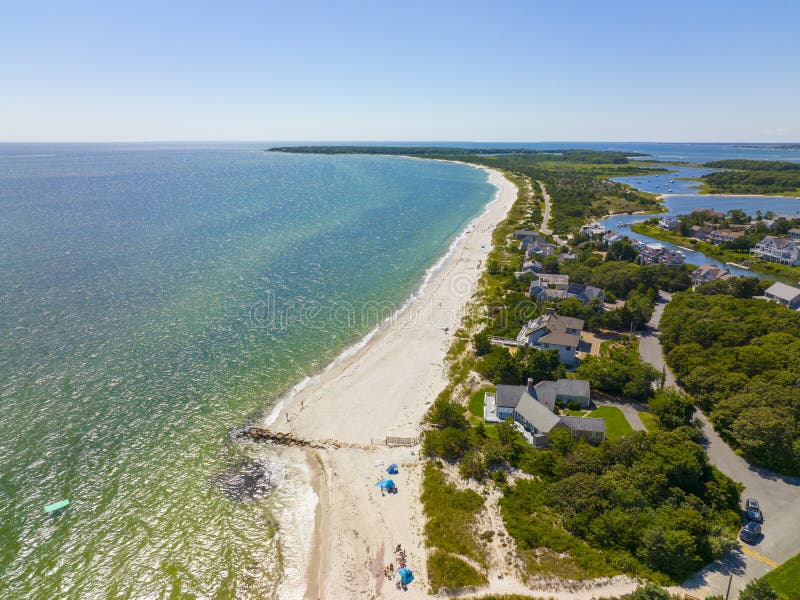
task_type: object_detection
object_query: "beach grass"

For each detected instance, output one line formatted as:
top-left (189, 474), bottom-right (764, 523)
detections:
top-left (586, 406), bottom-right (633, 440)
top-left (420, 462), bottom-right (487, 567)
top-left (426, 549), bottom-right (488, 594)
top-left (763, 552), bottom-right (800, 599)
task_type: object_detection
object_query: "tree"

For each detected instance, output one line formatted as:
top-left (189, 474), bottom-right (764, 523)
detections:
top-left (650, 388), bottom-right (696, 430)
top-left (738, 578), bottom-right (777, 600)
top-left (606, 238), bottom-right (639, 262)
top-left (473, 330), bottom-right (492, 356)
top-left (630, 583), bottom-right (671, 600)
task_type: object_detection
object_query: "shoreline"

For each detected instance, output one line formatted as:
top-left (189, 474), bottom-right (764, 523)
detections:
top-left (268, 165), bottom-right (518, 599)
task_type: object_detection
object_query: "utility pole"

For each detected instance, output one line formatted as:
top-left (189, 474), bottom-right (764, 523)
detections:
top-left (724, 574), bottom-right (733, 600)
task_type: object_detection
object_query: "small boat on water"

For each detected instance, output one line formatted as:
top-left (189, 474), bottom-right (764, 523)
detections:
top-left (668, 188), bottom-right (673, 192)
top-left (44, 499), bottom-right (70, 513)
top-left (678, 246), bottom-right (691, 251)
top-left (617, 221), bottom-right (625, 227)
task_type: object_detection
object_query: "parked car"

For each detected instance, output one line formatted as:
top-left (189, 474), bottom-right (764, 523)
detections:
top-left (739, 521), bottom-right (762, 544)
top-left (745, 498), bottom-right (763, 522)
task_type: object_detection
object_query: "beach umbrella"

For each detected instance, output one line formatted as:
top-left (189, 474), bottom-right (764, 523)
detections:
top-left (398, 567), bottom-right (414, 585)
top-left (386, 464), bottom-right (399, 474)
top-left (375, 479), bottom-right (395, 490)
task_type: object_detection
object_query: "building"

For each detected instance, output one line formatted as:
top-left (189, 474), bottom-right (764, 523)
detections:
top-left (693, 208), bottom-right (725, 219)
top-left (707, 230), bottom-right (744, 245)
top-left (516, 259), bottom-right (544, 276)
top-left (763, 282), bottom-right (800, 310)
top-left (516, 311), bottom-right (584, 366)
top-left (566, 283), bottom-right (604, 307)
top-left (688, 225), bottom-right (711, 241)
top-left (789, 228), bottom-right (800, 241)
top-left (658, 217), bottom-right (679, 231)
top-left (580, 223), bottom-right (606, 238)
top-left (637, 242), bottom-right (685, 266)
top-left (603, 231), bottom-right (625, 245)
top-left (751, 236), bottom-right (800, 266)
top-left (524, 239), bottom-right (556, 258)
top-left (483, 379), bottom-right (603, 446)
top-left (692, 264), bottom-right (735, 287)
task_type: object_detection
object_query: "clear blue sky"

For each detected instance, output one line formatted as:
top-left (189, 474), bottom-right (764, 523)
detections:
top-left (2, 0), bottom-right (798, 142)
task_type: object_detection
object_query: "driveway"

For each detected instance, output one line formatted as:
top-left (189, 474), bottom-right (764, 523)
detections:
top-left (639, 291), bottom-right (800, 598)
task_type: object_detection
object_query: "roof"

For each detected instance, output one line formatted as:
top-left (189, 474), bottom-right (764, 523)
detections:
top-left (537, 274), bottom-right (569, 286)
top-left (764, 282), bottom-right (800, 303)
top-left (532, 379), bottom-right (590, 410)
top-left (495, 385), bottom-right (526, 409)
top-left (515, 393), bottom-right (563, 433)
top-left (560, 416), bottom-right (606, 433)
top-left (539, 331), bottom-right (581, 347)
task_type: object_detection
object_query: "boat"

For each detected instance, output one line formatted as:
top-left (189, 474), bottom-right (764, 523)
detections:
top-left (44, 499), bottom-right (70, 513)
top-left (669, 179), bottom-right (674, 183)
top-left (668, 188), bottom-right (673, 192)
top-left (677, 246), bottom-right (692, 251)
top-left (617, 221), bottom-right (625, 227)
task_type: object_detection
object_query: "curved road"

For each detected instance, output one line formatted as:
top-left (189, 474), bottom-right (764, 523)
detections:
top-left (641, 291), bottom-right (800, 598)
top-left (537, 180), bottom-right (552, 235)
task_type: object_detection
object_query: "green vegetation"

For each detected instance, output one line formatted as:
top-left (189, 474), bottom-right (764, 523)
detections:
top-left (500, 428), bottom-right (741, 583)
top-left (763, 552), bottom-right (800, 599)
top-left (586, 406), bottom-right (632, 440)
top-left (576, 340), bottom-right (661, 402)
top-left (426, 549), bottom-right (487, 594)
top-left (630, 221), bottom-right (800, 283)
top-left (639, 411), bottom-right (659, 432)
top-left (476, 346), bottom-right (565, 386)
top-left (468, 386), bottom-right (494, 419)
top-left (420, 462), bottom-right (486, 565)
top-left (700, 159), bottom-right (800, 195)
top-left (661, 292), bottom-right (800, 473)
top-left (738, 578), bottom-right (779, 600)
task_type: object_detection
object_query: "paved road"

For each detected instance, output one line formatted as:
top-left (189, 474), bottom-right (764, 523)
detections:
top-left (537, 180), bottom-right (552, 235)
top-left (640, 291), bottom-right (800, 598)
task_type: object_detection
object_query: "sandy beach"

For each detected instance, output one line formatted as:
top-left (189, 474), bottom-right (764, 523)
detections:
top-left (264, 166), bottom-right (514, 599)
top-left (268, 166), bottom-right (640, 599)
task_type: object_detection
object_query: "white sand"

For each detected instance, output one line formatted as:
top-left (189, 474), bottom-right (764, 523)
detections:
top-left (270, 166), bottom-right (640, 599)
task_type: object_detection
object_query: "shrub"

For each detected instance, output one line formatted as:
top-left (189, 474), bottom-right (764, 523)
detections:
top-left (426, 549), bottom-right (487, 593)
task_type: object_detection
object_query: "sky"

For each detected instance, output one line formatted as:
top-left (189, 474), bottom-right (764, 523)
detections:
top-left (1, 0), bottom-right (799, 143)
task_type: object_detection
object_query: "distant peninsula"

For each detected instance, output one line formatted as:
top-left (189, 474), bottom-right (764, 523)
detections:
top-left (732, 143), bottom-right (800, 150)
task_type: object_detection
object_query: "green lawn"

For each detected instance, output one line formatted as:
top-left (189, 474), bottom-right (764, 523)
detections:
top-left (764, 552), bottom-right (800, 599)
top-left (468, 386), bottom-right (495, 418)
top-left (586, 406), bottom-right (633, 440)
top-left (639, 411), bottom-right (659, 432)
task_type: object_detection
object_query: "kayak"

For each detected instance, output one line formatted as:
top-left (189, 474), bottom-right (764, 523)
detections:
top-left (44, 499), bottom-right (70, 513)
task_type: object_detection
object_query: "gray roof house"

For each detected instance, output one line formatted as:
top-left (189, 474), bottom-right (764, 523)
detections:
top-left (763, 282), bottom-right (800, 310)
top-left (483, 379), bottom-right (602, 446)
top-left (692, 264), bottom-right (735, 287)
top-left (516, 311), bottom-right (584, 366)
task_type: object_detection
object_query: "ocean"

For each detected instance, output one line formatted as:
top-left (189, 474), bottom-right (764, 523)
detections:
top-left (0, 144), bottom-right (495, 598)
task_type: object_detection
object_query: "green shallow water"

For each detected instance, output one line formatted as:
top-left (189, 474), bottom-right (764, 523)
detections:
top-left (0, 144), bottom-right (496, 599)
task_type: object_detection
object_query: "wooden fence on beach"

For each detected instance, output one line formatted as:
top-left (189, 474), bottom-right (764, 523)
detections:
top-left (385, 436), bottom-right (419, 447)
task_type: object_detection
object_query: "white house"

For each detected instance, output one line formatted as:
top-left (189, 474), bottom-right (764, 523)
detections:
top-left (750, 236), bottom-right (800, 266)
top-left (516, 310), bottom-right (584, 366)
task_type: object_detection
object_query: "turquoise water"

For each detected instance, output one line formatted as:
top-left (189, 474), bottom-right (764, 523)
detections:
top-left (0, 145), bottom-right (495, 598)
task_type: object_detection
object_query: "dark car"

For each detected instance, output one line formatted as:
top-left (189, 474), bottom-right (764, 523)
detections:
top-left (745, 498), bottom-right (763, 522)
top-left (739, 521), bottom-right (761, 544)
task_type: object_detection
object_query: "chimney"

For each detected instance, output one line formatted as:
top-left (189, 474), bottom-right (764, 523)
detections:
top-left (527, 378), bottom-right (534, 392)
top-left (545, 307), bottom-right (555, 316)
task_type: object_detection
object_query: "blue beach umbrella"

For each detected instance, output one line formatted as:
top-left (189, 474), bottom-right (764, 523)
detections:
top-left (386, 464), bottom-right (399, 474)
top-left (398, 567), bottom-right (414, 585)
top-left (375, 479), bottom-right (395, 490)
